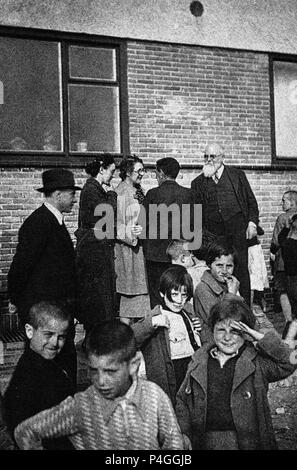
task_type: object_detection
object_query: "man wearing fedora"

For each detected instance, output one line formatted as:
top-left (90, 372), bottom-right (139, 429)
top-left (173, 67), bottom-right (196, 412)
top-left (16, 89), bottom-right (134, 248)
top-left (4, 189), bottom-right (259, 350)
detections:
top-left (8, 169), bottom-right (81, 382)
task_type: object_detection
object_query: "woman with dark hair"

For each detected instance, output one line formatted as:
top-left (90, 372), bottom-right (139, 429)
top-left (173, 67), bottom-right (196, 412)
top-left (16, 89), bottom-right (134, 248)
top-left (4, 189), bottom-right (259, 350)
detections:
top-left (75, 155), bottom-right (117, 333)
top-left (194, 242), bottom-right (240, 344)
top-left (176, 295), bottom-right (297, 450)
top-left (132, 265), bottom-right (201, 405)
top-left (115, 155), bottom-right (150, 323)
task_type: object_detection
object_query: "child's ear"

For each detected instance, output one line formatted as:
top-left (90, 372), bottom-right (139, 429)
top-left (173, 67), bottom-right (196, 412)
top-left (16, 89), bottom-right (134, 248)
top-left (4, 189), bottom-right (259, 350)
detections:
top-left (25, 323), bottom-right (34, 340)
top-left (129, 351), bottom-right (142, 378)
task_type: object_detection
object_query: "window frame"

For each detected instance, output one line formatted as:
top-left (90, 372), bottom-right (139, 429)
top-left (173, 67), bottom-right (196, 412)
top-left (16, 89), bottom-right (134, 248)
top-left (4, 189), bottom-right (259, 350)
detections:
top-left (0, 26), bottom-right (129, 167)
top-left (270, 53), bottom-right (297, 166)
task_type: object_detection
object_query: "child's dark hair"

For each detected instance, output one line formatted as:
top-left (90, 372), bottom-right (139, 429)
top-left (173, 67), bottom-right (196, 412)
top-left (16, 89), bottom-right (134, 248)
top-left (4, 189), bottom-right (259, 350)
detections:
top-left (156, 157), bottom-right (180, 179)
top-left (205, 242), bottom-right (238, 268)
top-left (85, 155), bottom-right (115, 177)
top-left (27, 301), bottom-right (71, 329)
top-left (192, 229), bottom-right (218, 261)
top-left (86, 320), bottom-right (137, 362)
top-left (209, 294), bottom-right (255, 331)
top-left (159, 265), bottom-right (193, 302)
top-left (119, 155), bottom-right (144, 181)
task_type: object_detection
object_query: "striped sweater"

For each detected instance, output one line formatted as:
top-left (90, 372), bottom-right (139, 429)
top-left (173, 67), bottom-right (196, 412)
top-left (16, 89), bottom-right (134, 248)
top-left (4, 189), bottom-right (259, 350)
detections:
top-left (14, 379), bottom-right (183, 450)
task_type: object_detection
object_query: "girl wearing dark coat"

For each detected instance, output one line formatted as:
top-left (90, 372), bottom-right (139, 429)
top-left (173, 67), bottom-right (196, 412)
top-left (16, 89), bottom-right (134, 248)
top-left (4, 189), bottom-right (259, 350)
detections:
top-left (75, 156), bottom-right (117, 331)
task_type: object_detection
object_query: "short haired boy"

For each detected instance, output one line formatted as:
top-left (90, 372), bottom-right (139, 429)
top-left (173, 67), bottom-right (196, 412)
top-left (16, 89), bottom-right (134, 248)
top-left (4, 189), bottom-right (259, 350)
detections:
top-left (14, 321), bottom-right (183, 450)
top-left (176, 295), bottom-right (297, 450)
top-left (166, 239), bottom-right (208, 294)
top-left (270, 190), bottom-right (297, 326)
top-left (4, 301), bottom-right (76, 450)
top-left (193, 243), bottom-right (240, 343)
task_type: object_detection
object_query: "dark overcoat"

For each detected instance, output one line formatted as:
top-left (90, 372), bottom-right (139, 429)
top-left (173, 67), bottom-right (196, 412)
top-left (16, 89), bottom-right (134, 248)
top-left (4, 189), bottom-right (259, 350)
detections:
top-left (8, 204), bottom-right (77, 320)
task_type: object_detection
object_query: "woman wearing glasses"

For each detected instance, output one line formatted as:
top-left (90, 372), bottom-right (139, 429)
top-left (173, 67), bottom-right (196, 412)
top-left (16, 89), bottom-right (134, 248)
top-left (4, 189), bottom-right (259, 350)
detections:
top-left (115, 155), bottom-right (151, 324)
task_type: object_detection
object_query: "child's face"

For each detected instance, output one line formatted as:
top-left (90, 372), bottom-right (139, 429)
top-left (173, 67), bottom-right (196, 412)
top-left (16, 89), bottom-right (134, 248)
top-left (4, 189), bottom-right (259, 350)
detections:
top-left (210, 254), bottom-right (234, 284)
top-left (213, 318), bottom-right (244, 356)
top-left (25, 316), bottom-right (69, 360)
top-left (161, 286), bottom-right (188, 313)
top-left (88, 353), bottom-right (134, 400)
top-left (180, 251), bottom-right (195, 269)
top-left (282, 194), bottom-right (292, 212)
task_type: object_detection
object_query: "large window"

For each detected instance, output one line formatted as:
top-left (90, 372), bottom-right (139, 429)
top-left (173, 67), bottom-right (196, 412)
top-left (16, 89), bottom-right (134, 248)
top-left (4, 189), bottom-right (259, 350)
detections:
top-left (0, 29), bottom-right (128, 165)
top-left (272, 58), bottom-right (297, 162)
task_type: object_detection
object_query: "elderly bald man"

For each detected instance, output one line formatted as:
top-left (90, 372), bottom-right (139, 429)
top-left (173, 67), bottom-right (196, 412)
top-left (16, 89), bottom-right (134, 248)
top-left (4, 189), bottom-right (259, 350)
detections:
top-left (191, 143), bottom-right (259, 305)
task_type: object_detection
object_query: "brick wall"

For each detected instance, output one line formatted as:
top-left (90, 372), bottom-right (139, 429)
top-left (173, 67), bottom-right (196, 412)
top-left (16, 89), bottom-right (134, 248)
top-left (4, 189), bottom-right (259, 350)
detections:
top-left (1, 40), bottom-right (297, 331)
top-left (128, 43), bottom-right (271, 165)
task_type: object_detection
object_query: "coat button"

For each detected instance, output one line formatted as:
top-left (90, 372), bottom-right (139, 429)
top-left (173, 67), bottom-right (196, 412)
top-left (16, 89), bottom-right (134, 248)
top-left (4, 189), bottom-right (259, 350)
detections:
top-left (243, 391), bottom-right (251, 399)
top-left (185, 386), bottom-right (191, 395)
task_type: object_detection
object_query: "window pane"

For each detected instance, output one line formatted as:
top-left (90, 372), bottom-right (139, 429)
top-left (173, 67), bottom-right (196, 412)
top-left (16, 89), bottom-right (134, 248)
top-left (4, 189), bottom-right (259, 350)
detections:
top-left (274, 61), bottom-right (297, 159)
top-left (68, 84), bottom-right (120, 153)
top-left (69, 46), bottom-right (116, 81)
top-left (0, 37), bottom-right (62, 152)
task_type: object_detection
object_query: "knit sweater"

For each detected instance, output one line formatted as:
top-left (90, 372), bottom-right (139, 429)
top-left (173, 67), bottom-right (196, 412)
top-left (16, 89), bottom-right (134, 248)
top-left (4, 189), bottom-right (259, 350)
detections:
top-left (14, 379), bottom-right (183, 450)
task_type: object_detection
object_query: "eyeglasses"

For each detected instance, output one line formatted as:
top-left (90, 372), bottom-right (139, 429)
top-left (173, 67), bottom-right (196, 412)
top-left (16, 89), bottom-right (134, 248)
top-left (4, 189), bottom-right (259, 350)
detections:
top-left (204, 154), bottom-right (223, 161)
top-left (133, 168), bottom-right (146, 175)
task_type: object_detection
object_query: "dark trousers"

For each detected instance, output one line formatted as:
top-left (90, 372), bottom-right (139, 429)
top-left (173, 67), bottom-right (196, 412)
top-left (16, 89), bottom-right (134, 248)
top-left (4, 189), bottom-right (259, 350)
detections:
top-left (207, 213), bottom-right (251, 305)
top-left (286, 275), bottom-right (297, 319)
top-left (146, 260), bottom-right (172, 309)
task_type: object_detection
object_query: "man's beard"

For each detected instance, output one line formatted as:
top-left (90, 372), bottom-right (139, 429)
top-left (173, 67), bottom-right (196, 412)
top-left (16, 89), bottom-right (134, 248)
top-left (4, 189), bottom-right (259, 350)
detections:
top-left (202, 163), bottom-right (217, 178)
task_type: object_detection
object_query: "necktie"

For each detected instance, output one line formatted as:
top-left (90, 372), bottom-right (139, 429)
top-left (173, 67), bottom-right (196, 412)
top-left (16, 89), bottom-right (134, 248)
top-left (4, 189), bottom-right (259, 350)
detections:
top-left (214, 174), bottom-right (219, 184)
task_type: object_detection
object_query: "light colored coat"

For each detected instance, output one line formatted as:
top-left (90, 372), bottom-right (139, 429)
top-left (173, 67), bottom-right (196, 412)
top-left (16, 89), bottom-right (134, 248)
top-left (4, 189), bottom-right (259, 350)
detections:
top-left (115, 180), bottom-right (148, 295)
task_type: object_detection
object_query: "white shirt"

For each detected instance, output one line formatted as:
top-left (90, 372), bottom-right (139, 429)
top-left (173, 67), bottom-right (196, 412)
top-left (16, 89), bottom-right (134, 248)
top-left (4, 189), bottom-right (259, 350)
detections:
top-left (160, 307), bottom-right (195, 360)
top-left (44, 201), bottom-right (64, 225)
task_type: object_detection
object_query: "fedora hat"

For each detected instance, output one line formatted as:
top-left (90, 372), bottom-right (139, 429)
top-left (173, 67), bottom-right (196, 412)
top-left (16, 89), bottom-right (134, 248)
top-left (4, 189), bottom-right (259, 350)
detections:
top-left (37, 169), bottom-right (81, 193)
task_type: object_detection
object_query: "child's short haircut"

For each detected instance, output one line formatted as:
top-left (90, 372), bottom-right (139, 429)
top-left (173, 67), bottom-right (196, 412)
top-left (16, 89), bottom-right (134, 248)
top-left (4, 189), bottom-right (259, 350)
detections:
top-left (27, 301), bottom-right (71, 330)
top-left (205, 242), bottom-right (238, 268)
top-left (156, 157), bottom-right (180, 179)
top-left (166, 239), bottom-right (190, 261)
top-left (284, 190), bottom-right (297, 206)
top-left (193, 229), bottom-right (218, 261)
top-left (209, 294), bottom-right (255, 331)
top-left (159, 265), bottom-right (193, 301)
top-left (86, 320), bottom-right (137, 363)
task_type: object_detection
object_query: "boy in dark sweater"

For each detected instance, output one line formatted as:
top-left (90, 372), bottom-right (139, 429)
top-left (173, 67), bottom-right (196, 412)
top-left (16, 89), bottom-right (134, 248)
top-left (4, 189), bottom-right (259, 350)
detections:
top-left (4, 301), bottom-right (76, 449)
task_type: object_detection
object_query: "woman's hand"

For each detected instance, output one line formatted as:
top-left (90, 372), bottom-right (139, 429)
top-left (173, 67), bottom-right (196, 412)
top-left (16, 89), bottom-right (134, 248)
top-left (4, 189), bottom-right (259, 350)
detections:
top-left (131, 224), bottom-right (143, 237)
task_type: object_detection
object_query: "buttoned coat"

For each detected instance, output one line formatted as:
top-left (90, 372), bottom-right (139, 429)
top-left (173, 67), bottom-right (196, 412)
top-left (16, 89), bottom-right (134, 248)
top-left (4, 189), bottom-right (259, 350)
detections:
top-left (8, 204), bottom-right (77, 320)
top-left (176, 331), bottom-right (296, 450)
top-left (191, 165), bottom-right (259, 228)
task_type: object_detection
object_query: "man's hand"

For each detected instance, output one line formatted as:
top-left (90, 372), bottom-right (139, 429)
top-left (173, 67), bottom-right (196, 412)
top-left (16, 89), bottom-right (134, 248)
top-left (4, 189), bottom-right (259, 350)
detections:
top-left (225, 275), bottom-right (240, 295)
top-left (152, 313), bottom-right (170, 329)
top-left (246, 221), bottom-right (257, 240)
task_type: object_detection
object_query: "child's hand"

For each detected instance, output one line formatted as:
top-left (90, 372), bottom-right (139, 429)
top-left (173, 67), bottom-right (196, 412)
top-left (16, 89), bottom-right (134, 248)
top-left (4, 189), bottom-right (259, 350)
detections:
top-left (152, 313), bottom-right (170, 329)
top-left (225, 275), bottom-right (240, 295)
top-left (192, 317), bottom-right (202, 333)
top-left (182, 434), bottom-right (192, 450)
top-left (231, 320), bottom-right (264, 342)
top-left (284, 319), bottom-right (297, 349)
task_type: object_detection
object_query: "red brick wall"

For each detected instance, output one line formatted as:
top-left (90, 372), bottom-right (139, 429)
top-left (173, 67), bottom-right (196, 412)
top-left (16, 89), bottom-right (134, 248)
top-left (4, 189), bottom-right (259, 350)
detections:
top-left (1, 41), bottom-right (297, 331)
